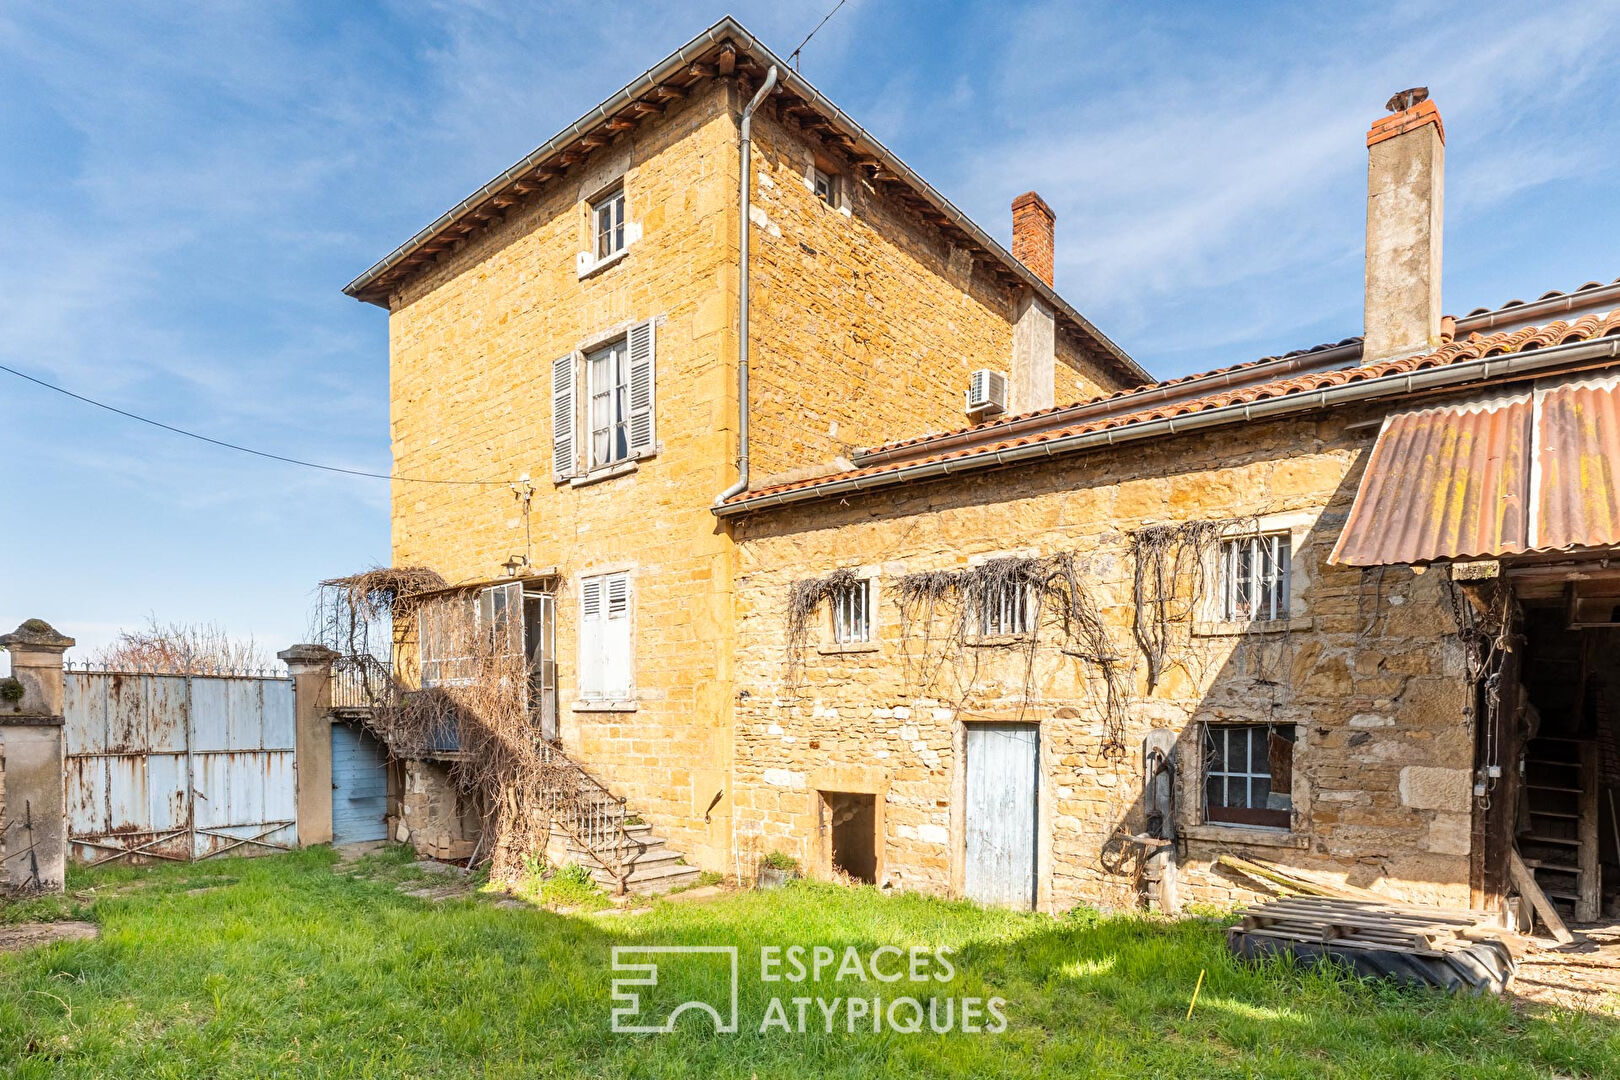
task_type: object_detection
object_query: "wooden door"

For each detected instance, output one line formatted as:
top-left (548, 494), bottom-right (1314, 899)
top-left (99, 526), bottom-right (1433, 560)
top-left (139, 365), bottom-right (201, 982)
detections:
top-left (965, 723), bottom-right (1039, 908)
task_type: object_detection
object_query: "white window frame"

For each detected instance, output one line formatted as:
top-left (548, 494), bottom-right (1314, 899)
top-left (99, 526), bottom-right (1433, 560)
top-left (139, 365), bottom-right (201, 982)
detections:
top-left (811, 166), bottom-right (837, 207)
top-left (587, 337), bottom-right (632, 469)
top-left (577, 571), bottom-right (634, 704)
top-left (1202, 722), bottom-right (1295, 830)
top-left (1219, 532), bottom-right (1292, 623)
top-left (593, 186), bottom-right (625, 261)
top-left (830, 579), bottom-right (872, 645)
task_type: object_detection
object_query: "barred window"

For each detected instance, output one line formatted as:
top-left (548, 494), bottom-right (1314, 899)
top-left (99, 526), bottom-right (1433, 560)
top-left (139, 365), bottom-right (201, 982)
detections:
top-left (1220, 533), bottom-right (1292, 622)
top-left (830, 580), bottom-right (872, 644)
top-left (979, 581), bottom-right (1033, 636)
top-left (1204, 723), bottom-right (1295, 829)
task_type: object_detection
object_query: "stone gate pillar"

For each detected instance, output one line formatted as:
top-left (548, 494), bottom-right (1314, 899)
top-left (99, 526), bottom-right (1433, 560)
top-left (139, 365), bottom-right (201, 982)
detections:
top-left (279, 644), bottom-right (337, 847)
top-left (0, 619), bottom-right (74, 893)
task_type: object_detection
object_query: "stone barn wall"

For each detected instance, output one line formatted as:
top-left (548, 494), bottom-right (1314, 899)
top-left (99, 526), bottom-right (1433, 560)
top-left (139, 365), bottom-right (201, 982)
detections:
top-left (729, 407), bottom-right (1476, 912)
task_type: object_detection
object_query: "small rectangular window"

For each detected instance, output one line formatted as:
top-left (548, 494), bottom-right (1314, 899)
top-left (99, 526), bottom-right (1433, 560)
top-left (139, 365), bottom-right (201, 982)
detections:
top-left (1220, 533), bottom-right (1291, 621)
top-left (593, 187), bottom-right (626, 260)
top-left (1204, 724), bottom-right (1294, 829)
top-left (979, 581), bottom-right (1032, 636)
top-left (830, 580), bottom-right (871, 644)
top-left (811, 167), bottom-right (837, 207)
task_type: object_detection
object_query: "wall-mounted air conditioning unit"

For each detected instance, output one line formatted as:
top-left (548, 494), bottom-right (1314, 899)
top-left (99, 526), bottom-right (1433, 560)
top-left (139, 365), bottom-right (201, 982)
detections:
top-left (965, 369), bottom-right (1007, 417)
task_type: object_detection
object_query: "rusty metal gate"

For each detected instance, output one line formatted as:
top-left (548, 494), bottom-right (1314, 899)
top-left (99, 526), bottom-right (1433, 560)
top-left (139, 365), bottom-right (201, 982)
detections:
top-left (62, 670), bottom-right (297, 865)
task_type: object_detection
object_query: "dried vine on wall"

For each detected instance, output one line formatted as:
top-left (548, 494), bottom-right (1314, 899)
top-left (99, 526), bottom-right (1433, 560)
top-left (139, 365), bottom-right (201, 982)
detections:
top-left (322, 570), bottom-right (560, 881)
top-left (784, 567), bottom-right (862, 687)
top-left (893, 554), bottom-right (1130, 754)
top-left (1128, 522), bottom-right (1224, 690)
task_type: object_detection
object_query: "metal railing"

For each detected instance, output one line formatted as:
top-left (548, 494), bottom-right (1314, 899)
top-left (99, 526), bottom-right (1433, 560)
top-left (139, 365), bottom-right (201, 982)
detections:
top-left (535, 740), bottom-right (638, 892)
top-left (329, 653), bottom-right (394, 711)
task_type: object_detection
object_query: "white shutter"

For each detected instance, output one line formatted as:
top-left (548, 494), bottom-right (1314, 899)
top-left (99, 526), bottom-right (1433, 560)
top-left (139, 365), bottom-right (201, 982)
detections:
top-left (579, 577), bottom-right (604, 697)
top-left (552, 353), bottom-right (578, 479)
top-left (626, 319), bottom-right (656, 455)
top-left (605, 574), bottom-right (632, 698)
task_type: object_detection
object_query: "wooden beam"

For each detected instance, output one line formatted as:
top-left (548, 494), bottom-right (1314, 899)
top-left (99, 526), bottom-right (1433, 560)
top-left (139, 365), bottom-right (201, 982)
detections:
top-left (650, 83), bottom-right (686, 101)
top-left (606, 117), bottom-right (637, 133)
top-left (626, 100), bottom-right (663, 117)
top-left (510, 181), bottom-right (536, 195)
top-left (687, 62), bottom-right (717, 78)
top-left (717, 44), bottom-right (736, 76)
top-left (1510, 848), bottom-right (1575, 944)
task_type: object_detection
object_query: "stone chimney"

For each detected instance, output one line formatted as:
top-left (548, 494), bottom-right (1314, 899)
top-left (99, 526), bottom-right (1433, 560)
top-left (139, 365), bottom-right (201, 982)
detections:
top-left (1011, 191), bottom-right (1056, 286)
top-left (1363, 88), bottom-right (1445, 363)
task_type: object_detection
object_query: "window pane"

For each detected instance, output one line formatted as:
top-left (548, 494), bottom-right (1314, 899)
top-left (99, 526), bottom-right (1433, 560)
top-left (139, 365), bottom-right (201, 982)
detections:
top-left (1205, 773), bottom-right (1224, 811)
top-left (1252, 776), bottom-right (1272, 809)
top-left (1250, 726), bottom-right (1269, 775)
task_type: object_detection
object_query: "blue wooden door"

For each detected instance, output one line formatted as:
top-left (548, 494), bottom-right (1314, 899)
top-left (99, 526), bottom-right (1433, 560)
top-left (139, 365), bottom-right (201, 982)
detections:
top-left (964, 723), bottom-right (1039, 908)
top-left (331, 724), bottom-right (388, 844)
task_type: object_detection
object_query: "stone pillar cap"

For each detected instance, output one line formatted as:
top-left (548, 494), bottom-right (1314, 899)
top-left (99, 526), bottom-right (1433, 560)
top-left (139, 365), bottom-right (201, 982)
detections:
top-left (277, 644), bottom-right (339, 667)
top-left (0, 619), bottom-right (76, 650)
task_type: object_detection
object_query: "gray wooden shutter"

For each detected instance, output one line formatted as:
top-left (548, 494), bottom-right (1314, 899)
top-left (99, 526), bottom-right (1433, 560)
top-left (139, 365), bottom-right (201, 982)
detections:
top-left (627, 318), bottom-right (656, 455)
top-left (552, 353), bottom-right (577, 479)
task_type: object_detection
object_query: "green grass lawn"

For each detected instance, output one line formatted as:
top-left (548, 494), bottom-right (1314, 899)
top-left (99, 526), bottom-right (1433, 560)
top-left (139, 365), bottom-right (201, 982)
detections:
top-left (1, 848), bottom-right (1615, 1078)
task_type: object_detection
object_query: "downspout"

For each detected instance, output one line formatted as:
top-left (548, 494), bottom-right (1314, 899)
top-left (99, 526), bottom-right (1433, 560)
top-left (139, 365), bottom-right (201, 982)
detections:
top-left (716, 65), bottom-right (778, 506)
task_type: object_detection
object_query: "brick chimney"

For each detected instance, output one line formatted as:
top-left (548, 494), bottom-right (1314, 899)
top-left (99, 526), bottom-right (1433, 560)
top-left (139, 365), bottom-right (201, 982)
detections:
top-left (1011, 191), bottom-right (1056, 287)
top-left (1363, 88), bottom-right (1444, 363)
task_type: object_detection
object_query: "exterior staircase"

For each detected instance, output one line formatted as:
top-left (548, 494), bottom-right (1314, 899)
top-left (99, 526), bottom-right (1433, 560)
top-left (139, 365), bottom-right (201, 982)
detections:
top-left (536, 742), bottom-right (701, 895)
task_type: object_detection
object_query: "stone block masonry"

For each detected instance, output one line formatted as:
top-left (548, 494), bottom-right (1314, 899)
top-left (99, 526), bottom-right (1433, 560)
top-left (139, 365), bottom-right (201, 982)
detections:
top-left (730, 407), bottom-right (1477, 912)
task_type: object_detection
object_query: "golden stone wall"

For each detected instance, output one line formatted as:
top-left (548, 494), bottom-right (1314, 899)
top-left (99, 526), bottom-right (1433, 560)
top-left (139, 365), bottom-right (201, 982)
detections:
top-left (729, 409), bottom-right (1476, 912)
top-left (382, 77), bottom-right (1131, 873)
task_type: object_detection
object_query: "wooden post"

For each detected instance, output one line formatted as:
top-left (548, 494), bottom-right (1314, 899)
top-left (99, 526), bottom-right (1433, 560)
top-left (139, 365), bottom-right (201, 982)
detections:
top-left (1577, 755), bottom-right (1601, 923)
top-left (1509, 848), bottom-right (1574, 944)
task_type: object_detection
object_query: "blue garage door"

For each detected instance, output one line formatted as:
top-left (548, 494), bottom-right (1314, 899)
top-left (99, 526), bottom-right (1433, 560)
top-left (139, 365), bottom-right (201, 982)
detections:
top-left (331, 724), bottom-right (389, 844)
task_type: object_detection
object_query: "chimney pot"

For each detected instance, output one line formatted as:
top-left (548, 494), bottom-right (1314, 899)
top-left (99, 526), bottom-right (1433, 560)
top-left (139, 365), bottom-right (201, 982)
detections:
top-left (1011, 191), bottom-right (1056, 287)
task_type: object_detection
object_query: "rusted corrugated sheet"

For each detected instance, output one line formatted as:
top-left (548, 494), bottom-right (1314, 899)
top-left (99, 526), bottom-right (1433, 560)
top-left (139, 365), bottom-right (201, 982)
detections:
top-left (1330, 393), bottom-right (1533, 565)
top-left (1332, 374), bottom-right (1620, 565)
top-left (1534, 374), bottom-right (1620, 550)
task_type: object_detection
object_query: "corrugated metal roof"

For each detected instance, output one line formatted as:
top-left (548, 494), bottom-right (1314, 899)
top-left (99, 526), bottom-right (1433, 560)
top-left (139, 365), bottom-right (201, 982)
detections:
top-left (1330, 373), bottom-right (1620, 565)
top-left (1330, 394), bottom-right (1532, 565)
top-left (1534, 374), bottom-right (1620, 551)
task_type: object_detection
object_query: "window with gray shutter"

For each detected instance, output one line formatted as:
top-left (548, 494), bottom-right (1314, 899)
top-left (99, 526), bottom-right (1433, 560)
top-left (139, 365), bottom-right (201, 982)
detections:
top-left (626, 318), bottom-right (656, 455)
top-left (552, 353), bottom-right (578, 479)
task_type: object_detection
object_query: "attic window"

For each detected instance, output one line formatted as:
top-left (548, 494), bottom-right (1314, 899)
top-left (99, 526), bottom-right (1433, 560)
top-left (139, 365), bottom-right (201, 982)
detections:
top-left (594, 186), bottom-right (626, 260)
top-left (811, 167), bottom-right (838, 208)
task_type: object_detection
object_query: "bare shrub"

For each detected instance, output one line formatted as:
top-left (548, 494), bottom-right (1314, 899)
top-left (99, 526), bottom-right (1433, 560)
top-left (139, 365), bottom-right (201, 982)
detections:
top-left (90, 617), bottom-right (273, 674)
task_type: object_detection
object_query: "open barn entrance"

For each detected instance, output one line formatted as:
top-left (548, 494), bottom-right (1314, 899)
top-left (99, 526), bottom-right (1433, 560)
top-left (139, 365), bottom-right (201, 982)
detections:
top-left (1494, 563), bottom-right (1620, 924)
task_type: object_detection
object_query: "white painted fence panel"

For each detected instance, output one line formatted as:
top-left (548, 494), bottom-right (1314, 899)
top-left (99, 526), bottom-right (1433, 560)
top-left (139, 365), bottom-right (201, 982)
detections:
top-left (62, 671), bottom-right (297, 865)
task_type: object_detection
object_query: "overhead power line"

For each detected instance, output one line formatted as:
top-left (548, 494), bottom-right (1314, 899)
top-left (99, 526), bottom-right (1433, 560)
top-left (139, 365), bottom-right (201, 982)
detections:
top-left (787, 0), bottom-right (851, 70)
top-left (0, 361), bottom-right (515, 487)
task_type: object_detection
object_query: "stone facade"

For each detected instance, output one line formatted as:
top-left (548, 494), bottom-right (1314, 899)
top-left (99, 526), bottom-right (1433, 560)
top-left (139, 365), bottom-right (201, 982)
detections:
top-left (395, 760), bottom-right (482, 861)
top-left (729, 406), bottom-right (1477, 911)
top-left (383, 77), bottom-right (1136, 873)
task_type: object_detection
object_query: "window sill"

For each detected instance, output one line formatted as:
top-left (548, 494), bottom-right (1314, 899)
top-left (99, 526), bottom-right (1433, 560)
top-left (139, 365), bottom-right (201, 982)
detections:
top-left (576, 245), bottom-right (630, 280)
top-left (817, 642), bottom-right (879, 655)
top-left (566, 456), bottom-right (653, 488)
top-left (572, 699), bottom-right (637, 713)
top-left (966, 633), bottom-right (1033, 648)
top-left (1180, 823), bottom-right (1308, 849)
top-left (1192, 616), bottom-right (1313, 638)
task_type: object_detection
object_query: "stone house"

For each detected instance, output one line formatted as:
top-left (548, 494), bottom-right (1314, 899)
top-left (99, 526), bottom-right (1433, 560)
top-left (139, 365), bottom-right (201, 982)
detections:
top-left (348, 19), bottom-right (1620, 918)
top-left (343, 17), bottom-right (1146, 886)
top-left (717, 91), bottom-right (1620, 918)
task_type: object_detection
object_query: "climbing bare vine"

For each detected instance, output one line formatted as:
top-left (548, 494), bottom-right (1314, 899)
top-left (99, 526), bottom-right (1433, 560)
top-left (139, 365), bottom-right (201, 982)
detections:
top-left (893, 554), bottom-right (1130, 755)
top-left (1128, 522), bottom-right (1224, 689)
top-left (784, 568), bottom-right (862, 687)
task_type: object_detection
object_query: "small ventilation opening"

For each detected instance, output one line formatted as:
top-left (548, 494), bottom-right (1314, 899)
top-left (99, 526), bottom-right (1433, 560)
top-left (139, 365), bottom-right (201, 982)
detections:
top-left (822, 791), bottom-right (878, 884)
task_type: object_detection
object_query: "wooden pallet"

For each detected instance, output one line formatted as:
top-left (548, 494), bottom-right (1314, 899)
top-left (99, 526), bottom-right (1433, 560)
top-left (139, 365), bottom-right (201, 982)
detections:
top-left (1237, 896), bottom-right (1524, 959)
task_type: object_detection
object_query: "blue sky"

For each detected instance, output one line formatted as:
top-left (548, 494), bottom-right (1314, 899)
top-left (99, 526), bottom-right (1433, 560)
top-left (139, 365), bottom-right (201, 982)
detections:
top-left (3, 0), bottom-right (1618, 663)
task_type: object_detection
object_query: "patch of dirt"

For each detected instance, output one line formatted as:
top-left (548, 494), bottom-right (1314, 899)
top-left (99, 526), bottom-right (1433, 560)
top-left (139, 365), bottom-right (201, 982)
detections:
top-left (1509, 922), bottom-right (1620, 1015)
top-left (661, 884), bottom-right (729, 904)
top-left (0, 921), bottom-right (99, 953)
